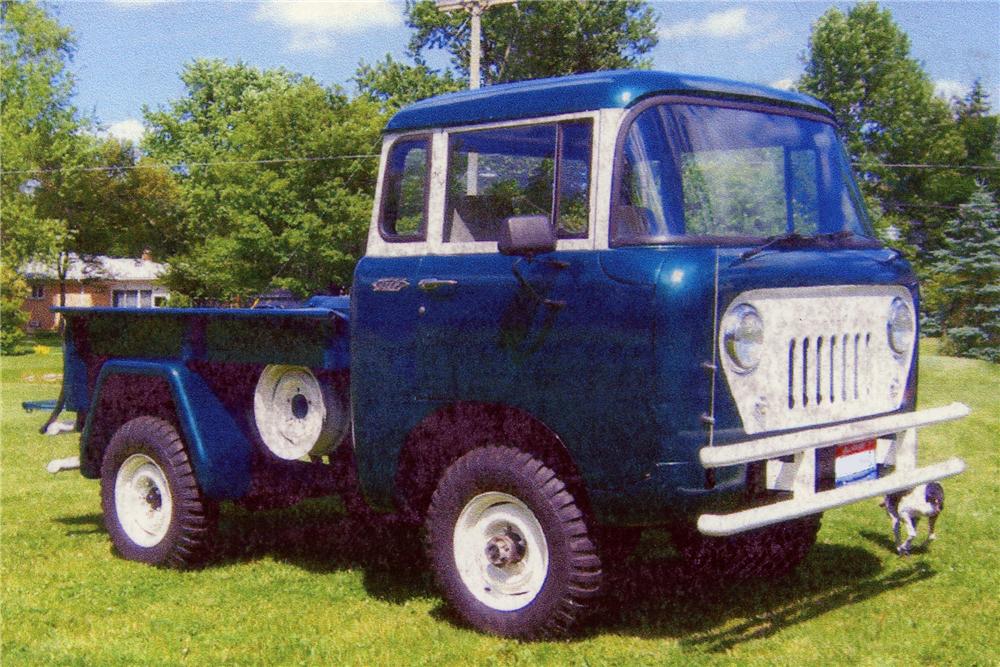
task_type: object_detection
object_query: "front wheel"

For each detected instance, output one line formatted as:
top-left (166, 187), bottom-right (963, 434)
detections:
top-left (424, 447), bottom-right (603, 639)
top-left (100, 416), bottom-right (218, 568)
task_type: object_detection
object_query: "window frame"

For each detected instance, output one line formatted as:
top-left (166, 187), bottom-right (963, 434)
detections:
top-left (377, 133), bottom-right (433, 243)
top-left (440, 114), bottom-right (598, 250)
top-left (609, 95), bottom-right (877, 248)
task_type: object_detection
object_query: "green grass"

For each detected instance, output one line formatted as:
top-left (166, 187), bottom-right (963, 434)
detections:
top-left (2, 340), bottom-right (998, 665)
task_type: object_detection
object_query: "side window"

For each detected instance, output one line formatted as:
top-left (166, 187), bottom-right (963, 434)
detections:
top-left (380, 137), bottom-right (429, 241)
top-left (444, 120), bottom-right (591, 243)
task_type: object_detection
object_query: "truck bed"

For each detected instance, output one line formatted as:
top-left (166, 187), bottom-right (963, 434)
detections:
top-left (54, 297), bottom-right (351, 414)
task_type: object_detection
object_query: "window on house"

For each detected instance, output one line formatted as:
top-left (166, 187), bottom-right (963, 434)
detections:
top-left (154, 295), bottom-right (168, 307)
top-left (30, 284), bottom-right (45, 299)
top-left (113, 290), bottom-right (153, 308)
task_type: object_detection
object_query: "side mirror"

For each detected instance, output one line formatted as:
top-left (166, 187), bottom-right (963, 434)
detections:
top-left (498, 215), bottom-right (556, 256)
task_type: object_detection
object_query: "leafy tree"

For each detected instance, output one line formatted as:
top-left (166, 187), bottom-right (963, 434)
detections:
top-left (405, 0), bottom-right (658, 85)
top-left (355, 54), bottom-right (462, 113)
top-left (144, 60), bottom-right (384, 302)
top-left (925, 184), bottom-right (1000, 362)
top-left (798, 2), bottom-right (966, 259)
top-left (1, 0), bottom-right (79, 265)
top-left (1, 0), bottom-right (82, 334)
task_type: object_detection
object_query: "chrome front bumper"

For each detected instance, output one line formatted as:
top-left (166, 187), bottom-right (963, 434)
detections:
top-left (696, 402), bottom-right (970, 536)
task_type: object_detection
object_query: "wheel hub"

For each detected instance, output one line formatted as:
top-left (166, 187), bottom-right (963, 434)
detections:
top-left (485, 528), bottom-right (526, 567)
top-left (145, 486), bottom-right (162, 511)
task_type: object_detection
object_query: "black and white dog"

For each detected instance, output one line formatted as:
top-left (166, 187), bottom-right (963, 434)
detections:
top-left (881, 482), bottom-right (945, 555)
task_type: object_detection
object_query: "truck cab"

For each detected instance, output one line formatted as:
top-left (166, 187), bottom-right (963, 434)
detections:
top-left (49, 70), bottom-right (967, 640)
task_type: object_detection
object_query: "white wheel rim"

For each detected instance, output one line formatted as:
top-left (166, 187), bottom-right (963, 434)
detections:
top-left (115, 454), bottom-right (173, 547)
top-left (254, 365), bottom-right (340, 460)
top-left (453, 492), bottom-right (549, 611)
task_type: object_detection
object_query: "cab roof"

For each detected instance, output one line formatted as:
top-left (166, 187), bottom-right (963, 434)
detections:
top-left (385, 69), bottom-right (832, 133)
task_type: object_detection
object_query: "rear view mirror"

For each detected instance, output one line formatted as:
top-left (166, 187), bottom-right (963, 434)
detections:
top-left (498, 215), bottom-right (556, 256)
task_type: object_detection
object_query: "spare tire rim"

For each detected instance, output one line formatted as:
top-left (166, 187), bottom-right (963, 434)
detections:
top-left (453, 492), bottom-right (548, 611)
top-left (115, 454), bottom-right (173, 547)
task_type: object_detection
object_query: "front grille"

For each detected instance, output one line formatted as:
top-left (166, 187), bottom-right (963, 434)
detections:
top-left (787, 332), bottom-right (873, 410)
top-left (719, 285), bottom-right (914, 434)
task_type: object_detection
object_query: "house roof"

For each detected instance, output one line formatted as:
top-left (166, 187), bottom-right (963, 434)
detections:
top-left (385, 69), bottom-right (832, 132)
top-left (21, 254), bottom-right (166, 282)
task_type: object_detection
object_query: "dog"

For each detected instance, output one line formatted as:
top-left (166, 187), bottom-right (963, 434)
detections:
top-left (880, 482), bottom-right (945, 556)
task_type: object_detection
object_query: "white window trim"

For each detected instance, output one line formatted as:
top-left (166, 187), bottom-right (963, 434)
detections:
top-left (367, 110), bottom-right (609, 258)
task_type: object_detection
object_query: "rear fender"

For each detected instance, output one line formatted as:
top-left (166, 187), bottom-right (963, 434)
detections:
top-left (81, 360), bottom-right (251, 500)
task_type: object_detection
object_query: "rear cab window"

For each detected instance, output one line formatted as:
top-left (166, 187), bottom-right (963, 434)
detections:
top-left (380, 136), bottom-right (430, 241)
top-left (444, 119), bottom-right (593, 244)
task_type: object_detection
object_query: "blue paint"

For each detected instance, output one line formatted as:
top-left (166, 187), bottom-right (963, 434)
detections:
top-left (82, 360), bottom-right (251, 500)
top-left (387, 70), bottom-right (830, 132)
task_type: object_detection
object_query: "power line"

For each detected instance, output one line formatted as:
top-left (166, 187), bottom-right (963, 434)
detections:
top-left (3, 156), bottom-right (998, 178)
top-left (0, 154), bottom-right (381, 177)
top-left (856, 162), bottom-right (1000, 171)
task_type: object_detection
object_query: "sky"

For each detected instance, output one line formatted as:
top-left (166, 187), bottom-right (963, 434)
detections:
top-left (51, 0), bottom-right (1000, 143)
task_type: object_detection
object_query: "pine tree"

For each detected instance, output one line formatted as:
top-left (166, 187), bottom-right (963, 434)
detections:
top-left (928, 184), bottom-right (1000, 362)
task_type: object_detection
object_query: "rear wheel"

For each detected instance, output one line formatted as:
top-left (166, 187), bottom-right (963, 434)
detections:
top-left (671, 515), bottom-right (821, 581)
top-left (424, 447), bottom-right (603, 638)
top-left (100, 416), bottom-right (217, 568)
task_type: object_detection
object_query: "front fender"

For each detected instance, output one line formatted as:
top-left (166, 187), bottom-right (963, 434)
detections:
top-left (81, 360), bottom-right (251, 500)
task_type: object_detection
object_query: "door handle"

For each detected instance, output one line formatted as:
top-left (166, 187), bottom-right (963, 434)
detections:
top-left (418, 279), bottom-right (458, 292)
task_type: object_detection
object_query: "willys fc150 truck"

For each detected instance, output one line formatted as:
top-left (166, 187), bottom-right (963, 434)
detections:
top-left (41, 70), bottom-right (969, 639)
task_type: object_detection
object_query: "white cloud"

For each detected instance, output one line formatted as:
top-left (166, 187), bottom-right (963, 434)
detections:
top-left (660, 7), bottom-right (752, 40)
top-left (769, 78), bottom-right (796, 91)
top-left (933, 79), bottom-right (966, 101)
top-left (105, 119), bottom-right (146, 144)
top-left (254, 0), bottom-right (403, 52)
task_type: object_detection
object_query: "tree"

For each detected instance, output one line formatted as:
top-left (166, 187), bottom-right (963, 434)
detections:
top-left (925, 184), bottom-right (1000, 362)
top-left (405, 0), bottom-right (658, 85)
top-left (143, 60), bottom-right (385, 302)
top-left (798, 2), bottom-right (966, 259)
top-left (1, 0), bottom-right (82, 343)
top-left (952, 80), bottom-right (1000, 200)
top-left (355, 54), bottom-right (463, 114)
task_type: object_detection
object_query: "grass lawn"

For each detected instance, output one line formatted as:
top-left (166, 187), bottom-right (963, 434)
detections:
top-left (2, 340), bottom-right (997, 666)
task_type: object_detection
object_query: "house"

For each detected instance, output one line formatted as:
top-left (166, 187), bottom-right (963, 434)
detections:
top-left (20, 251), bottom-right (169, 331)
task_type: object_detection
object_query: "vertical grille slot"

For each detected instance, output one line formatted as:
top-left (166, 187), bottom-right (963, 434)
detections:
top-left (829, 334), bottom-right (836, 403)
top-left (788, 339), bottom-right (796, 408)
top-left (816, 336), bottom-right (824, 405)
top-left (802, 337), bottom-right (810, 407)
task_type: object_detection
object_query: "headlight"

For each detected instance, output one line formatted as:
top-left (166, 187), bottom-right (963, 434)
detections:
top-left (887, 297), bottom-right (914, 356)
top-left (723, 304), bottom-right (764, 373)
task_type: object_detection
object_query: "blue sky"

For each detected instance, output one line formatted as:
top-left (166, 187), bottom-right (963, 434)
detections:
top-left (53, 1), bottom-right (1000, 143)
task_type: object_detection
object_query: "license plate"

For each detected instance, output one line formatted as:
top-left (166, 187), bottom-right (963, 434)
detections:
top-left (835, 440), bottom-right (878, 487)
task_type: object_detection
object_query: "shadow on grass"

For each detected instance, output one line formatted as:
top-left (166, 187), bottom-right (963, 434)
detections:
top-left (54, 513), bottom-right (104, 535)
top-left (580, 541), bottom-right (935, 648)
top-left (54, 505), bottom-right (936, 647)
top-left (209, 500), bottom-right (432, 604)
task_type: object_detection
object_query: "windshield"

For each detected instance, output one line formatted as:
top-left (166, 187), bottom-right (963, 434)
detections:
top-left (613, 101), bottom-right (875, 245)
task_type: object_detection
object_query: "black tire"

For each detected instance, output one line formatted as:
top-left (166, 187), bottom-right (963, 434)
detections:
top-left (424, 447), bottom-right (603, 639)
top-left (100, 416), bottom-right (218, 568)
top-left (670, 514), bottom-right (821, 581)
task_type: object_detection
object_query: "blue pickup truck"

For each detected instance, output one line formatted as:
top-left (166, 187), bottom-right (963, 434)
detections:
top-left (46, 70), bottom-right (968, 639)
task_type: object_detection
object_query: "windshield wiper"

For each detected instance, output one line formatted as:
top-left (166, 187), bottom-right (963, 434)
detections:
top-left (733, 230), bottom-right (858, 266)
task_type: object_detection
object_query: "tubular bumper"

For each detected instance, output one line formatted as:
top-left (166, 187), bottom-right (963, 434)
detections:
top-left (697, 402), bottom-right (970, 537)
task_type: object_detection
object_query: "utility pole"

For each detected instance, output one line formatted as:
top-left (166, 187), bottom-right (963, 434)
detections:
top-left (435, 0), bottom-right (517, 90)
top-left (435, 1), bottom-right (516, 195)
